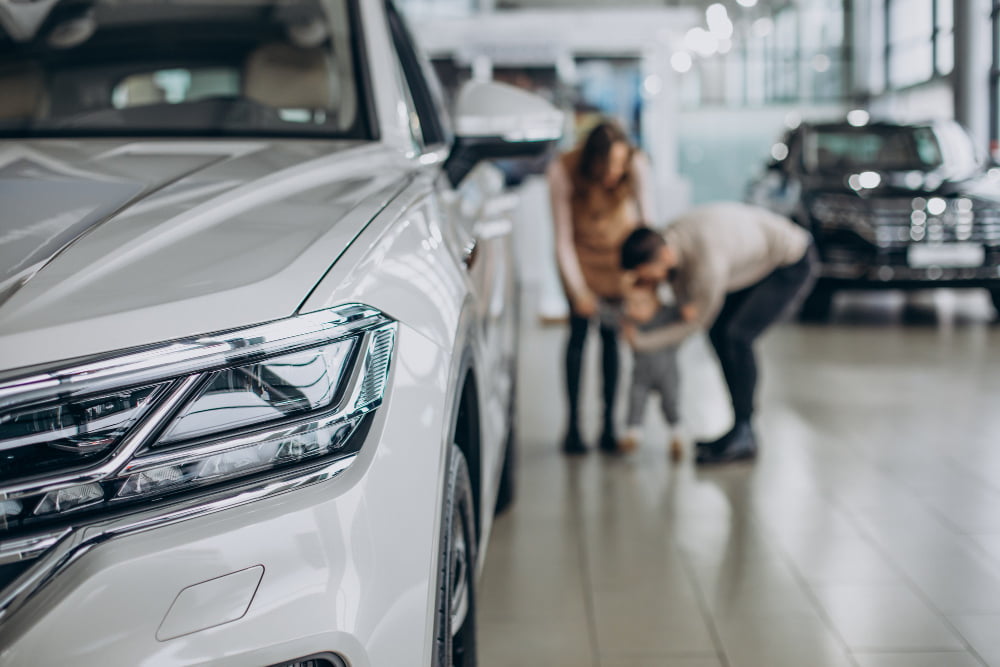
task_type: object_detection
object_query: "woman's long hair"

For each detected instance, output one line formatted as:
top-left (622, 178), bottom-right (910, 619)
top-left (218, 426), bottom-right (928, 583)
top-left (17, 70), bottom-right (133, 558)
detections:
top-left (573, 120), bottom-right (635, 201)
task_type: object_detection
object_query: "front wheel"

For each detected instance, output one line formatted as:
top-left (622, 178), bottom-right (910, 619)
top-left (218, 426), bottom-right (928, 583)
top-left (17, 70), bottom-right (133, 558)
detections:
top-left (989, 289), bottom-right (1000, 318)
top-left (432, 444), bottom-right (478, 667)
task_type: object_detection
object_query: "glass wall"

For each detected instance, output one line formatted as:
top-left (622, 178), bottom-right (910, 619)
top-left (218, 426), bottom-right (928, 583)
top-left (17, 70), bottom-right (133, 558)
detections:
top-left (885, 0), bottom-right (954, 89)
top-left (679, 0), bottom-right (846, 109)
top-left (993, 0), bottom-right (1000, 154)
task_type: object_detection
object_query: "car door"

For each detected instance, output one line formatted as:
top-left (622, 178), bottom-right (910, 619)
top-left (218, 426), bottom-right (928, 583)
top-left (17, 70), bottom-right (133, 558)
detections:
top-left (453, 161), bottom-right (518, 454)
top-left (384, 3), bottom-right (514, 483)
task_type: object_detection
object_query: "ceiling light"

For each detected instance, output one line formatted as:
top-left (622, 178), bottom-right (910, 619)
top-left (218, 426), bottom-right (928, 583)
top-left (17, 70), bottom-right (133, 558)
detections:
top-left (706, 4), bottom-right (734, 40)
top-left (670, 51), bottom-right (693, 73)
top-left (752, 17), bottom-right (773, 38)
top-left (684, 27), bottom-right (719, 57)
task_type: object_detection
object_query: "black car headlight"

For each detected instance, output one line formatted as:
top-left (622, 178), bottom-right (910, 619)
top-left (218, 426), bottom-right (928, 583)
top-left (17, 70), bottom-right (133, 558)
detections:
top-left (0, 304), bottom-right (394, 538)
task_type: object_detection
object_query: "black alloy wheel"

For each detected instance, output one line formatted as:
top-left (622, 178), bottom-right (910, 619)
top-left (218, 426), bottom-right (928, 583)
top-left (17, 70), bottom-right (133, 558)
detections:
top-left (990, 289), bottom-right (1000, 319)
top-left (433, 444), bottom-right (478, 667)
top-left (494, 362), bottom-right (518, 515)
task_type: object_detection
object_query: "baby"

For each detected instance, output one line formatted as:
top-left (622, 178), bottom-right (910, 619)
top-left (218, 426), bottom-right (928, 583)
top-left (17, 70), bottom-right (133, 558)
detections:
top-left (619, 278), bottom-right (685, 460)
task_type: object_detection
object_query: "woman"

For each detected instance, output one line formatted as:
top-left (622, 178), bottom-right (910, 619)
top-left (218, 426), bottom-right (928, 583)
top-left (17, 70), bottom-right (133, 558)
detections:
top-left (547, 120), bottom-right (655, 454)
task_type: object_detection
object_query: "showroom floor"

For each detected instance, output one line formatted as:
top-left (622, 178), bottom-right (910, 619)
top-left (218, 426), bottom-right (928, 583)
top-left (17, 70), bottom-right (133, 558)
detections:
top-left (478, 289), bottom-right (1000, 667)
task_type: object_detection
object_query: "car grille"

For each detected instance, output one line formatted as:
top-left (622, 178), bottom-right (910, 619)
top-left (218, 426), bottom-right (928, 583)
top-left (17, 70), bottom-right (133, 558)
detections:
top-left (811, 195), bottom-right (1000, 248)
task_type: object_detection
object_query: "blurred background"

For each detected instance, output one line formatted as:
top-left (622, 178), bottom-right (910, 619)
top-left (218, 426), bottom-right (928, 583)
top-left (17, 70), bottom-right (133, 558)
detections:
top-left (389, 3), bottom-right (1000, 666)
top-left (398, 0), bottom-right (997, 320)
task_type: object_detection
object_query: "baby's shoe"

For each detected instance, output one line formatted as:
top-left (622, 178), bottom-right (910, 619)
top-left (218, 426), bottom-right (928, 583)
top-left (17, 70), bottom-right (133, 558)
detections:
top-left (668, 436), bottom-right (684, 462)
top-left (619, 426), bottom-right (641, 454)
top-left (668, 425), bottom-right (685, 462)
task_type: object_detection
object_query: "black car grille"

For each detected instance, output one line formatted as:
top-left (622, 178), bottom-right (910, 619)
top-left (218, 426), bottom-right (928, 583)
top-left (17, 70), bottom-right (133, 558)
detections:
top-left (811, 195), bottom-right (1000, 248)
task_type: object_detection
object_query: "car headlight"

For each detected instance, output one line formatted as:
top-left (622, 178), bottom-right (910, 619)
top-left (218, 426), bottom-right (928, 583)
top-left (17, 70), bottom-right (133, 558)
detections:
top-left (0, 304), bottom-right (394, 539)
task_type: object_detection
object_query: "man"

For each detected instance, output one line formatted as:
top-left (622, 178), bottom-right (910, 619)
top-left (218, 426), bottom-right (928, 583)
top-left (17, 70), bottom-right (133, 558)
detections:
top-left (619, 202), bottom-right (816, 464)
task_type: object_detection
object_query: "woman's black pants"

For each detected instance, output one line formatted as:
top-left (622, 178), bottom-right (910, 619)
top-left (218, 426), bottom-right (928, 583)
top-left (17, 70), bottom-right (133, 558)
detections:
top-left (565, 314), bottom-right (618, 436)
top-left (708, 246), bottom-right (817, 424)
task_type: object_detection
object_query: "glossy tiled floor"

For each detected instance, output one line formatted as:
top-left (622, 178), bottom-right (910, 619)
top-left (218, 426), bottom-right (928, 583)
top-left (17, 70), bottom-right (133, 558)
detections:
top-left (479, 290), bottom-right (1000, 667)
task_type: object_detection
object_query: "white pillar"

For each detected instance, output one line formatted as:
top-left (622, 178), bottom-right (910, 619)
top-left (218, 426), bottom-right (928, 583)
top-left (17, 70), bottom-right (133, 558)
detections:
top-left (954, 0), bottom-right (992, 153)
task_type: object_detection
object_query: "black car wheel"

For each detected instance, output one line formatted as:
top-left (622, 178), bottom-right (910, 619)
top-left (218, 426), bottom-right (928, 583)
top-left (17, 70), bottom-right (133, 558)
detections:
top-left (433, 444), bottom-right (478, 667)
top-left (799, 281), bottom-right (835, 322)
top-left (494, 360), bottom-right (518, 515)
top-left (494, 424), bottom-right (517, 515)
top-left (990, 289), bottom-right (1000, 318)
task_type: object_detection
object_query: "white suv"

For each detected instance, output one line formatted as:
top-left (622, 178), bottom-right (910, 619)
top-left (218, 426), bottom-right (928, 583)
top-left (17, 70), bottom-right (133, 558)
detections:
top-left (0, 1), bottom-right (561, 665)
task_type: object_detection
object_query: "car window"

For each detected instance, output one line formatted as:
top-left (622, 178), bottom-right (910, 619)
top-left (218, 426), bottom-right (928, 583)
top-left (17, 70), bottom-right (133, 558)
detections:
top-left (112, 68), bottom-right (240, 109)
top-left (805, 127), bottom-right (944, 172)
top-left (386, 40), bottom-right (423, 152)
top-left (385, 1), bottom-right (449, 148)
top-left (0, 0), bottom-right (369, 139)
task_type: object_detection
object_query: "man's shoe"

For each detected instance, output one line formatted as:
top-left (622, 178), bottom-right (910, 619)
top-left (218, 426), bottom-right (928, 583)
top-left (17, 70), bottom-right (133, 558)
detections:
top-left (695, 429), bottom-right (733, 452)
top-left (562, 430), bottom-right (587, 456)
top-left (696, 422), bottom-right (757, 464)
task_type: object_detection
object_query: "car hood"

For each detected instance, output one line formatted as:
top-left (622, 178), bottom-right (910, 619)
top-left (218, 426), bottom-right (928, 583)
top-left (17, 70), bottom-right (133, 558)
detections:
top-left (0, 139), bottom-right (411, 372)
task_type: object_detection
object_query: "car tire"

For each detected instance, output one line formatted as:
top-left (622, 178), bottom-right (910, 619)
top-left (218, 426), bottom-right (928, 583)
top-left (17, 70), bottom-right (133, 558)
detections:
top-left (494, 358), bottom-right (518, 515)
top-left (799, 281), bottom-right (835, 322)
top-left (433, 444), bottom-right (479, 667)
top-left (494, 423), bottom-right (517, 515)
top-left (990, 289), bottom-right (1000, 318)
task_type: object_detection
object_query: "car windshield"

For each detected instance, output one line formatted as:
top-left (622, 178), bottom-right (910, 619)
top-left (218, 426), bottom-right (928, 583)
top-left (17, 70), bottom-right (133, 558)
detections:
top-left (0, 0), bottom-right (367, 139)
top-left (804, 126), bottom-right (944, 173)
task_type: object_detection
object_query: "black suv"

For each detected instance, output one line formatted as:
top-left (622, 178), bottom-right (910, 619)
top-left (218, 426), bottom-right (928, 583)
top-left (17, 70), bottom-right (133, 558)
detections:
top-left (748, 119), bottom-right (1000, 319)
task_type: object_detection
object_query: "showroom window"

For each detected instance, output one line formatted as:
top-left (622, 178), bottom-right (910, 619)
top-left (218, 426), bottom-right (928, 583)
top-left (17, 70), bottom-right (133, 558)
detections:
top-left (887, 0), bottom-right (934, 88)
top-left (885, 0), bottom-right (954, 89)
top-left (936, 0), bottom-right (955, 76)
top-left (993, 0), bottom-right (1000, 154)
top-left (689, 0), bottom-right (845, 108)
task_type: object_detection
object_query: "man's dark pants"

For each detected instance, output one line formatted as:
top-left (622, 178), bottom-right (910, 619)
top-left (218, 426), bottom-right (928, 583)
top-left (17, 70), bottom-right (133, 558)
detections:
top-left (708, 244), bottom-right (817, 425)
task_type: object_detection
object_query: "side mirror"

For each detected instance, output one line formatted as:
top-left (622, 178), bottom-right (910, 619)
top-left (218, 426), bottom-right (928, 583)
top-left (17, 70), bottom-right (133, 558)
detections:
top-left (445, 80), bottom-right (564, 187)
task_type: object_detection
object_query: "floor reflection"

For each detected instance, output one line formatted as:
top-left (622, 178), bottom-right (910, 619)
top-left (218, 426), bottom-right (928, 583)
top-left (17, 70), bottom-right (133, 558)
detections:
top-left (479, 288), bottom-right (1000, 667)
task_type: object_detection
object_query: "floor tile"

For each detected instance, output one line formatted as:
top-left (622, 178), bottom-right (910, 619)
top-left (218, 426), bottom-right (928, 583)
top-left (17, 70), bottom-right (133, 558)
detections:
top-left (810, 584), bottom-right (965, 651)
top-left (714, 612), bottom-right (855, 667)
top-left (479, 619), bottom-right (595, 667)
top-left (600, 656), bottom-right (723, 667)
top-left (950, 615), bottom-right (1000, 665)
top-left (478, 288), bottom-right (1000, 666)
top-left (853, 652), bottom-right (984, 667)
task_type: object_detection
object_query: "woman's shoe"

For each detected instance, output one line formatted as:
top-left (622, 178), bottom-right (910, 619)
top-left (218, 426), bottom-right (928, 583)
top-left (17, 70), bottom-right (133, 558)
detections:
top-left (562, 429), bottom-right (587, 455)
top-left (598, 428), bottom-right (620, 454)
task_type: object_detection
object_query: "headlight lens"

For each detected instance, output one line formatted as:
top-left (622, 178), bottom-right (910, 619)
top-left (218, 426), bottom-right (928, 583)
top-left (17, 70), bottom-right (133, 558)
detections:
top-left (0, 384), bottom-right (167, 479)
top-left (118, 416), bottom-right (360, 499)
top-left (0, 304), bottom-right (395, 540)
top-left (159, 340), bottom-right (355, 445)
